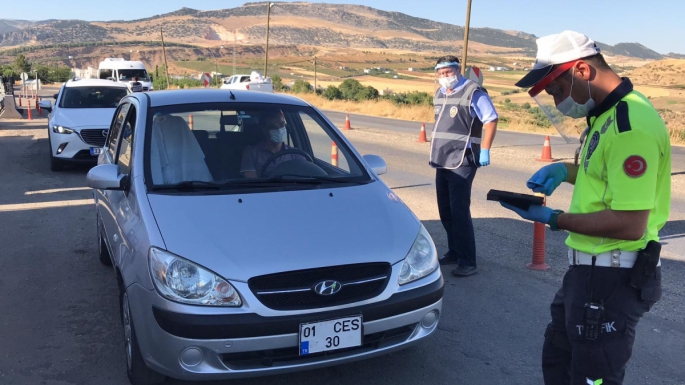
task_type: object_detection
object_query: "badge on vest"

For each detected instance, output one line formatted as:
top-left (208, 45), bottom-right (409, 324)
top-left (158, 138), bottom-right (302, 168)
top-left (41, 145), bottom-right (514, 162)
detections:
top-left (449, 106), bottom-right (458, 118)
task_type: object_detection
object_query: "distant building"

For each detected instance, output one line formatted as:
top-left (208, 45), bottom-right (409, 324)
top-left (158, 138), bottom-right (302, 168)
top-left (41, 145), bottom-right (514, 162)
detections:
top-left (71, 66), bottom-right (97, 79)
top-left (363, 69), bottom-right (371, 74)
top-left (408, 67), bottom-right (414, 71)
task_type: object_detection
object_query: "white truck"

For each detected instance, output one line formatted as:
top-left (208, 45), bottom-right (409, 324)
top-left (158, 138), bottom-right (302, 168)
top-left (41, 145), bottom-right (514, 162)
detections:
top-left (220, 71), bottom-right (274, 93)
top-left (97, 58), bottom-right (154, 91)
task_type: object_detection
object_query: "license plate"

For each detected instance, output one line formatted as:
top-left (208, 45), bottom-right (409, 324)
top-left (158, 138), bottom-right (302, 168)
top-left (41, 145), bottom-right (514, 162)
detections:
top-left (90, 147), bottom-right (102, 156)
top-left (299, 315), bottom-right (362, 356)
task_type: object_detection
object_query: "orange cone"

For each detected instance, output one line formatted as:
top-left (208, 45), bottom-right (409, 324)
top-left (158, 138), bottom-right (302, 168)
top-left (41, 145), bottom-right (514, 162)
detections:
top-left (417, 123), bottom-right (427, 143)
top-left (331, 141), bottom-right (339, 166)
top-left (527, 193), bottom-right (550, 270)
top-left (188, 114), bottom-right (194, 130)
top-left (344, 114), bottom-right (351, 130)
top-left (27, 100), bottom-right (33, 121)
top-left (536, 136), bottom-right (554, 162)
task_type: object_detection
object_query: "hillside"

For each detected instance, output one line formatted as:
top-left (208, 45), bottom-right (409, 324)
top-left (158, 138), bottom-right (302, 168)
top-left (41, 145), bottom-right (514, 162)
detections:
top-left (0, 2), bottom-right (669, 59)
top-left (627, 58), bottom-right (685, 87)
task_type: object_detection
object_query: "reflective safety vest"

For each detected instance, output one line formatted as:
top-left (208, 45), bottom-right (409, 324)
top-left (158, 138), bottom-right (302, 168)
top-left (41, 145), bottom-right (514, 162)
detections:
top-left (430, 79), bottom-right (483, 169)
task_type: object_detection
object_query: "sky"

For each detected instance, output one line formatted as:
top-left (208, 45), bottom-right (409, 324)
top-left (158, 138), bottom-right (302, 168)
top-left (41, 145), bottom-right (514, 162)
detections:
top-left (2, 0), bottom-right (683, 55)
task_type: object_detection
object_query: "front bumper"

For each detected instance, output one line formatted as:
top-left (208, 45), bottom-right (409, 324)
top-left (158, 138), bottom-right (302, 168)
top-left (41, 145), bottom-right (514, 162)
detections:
top-left (49, 128), bottom-right (105, 161)
top-left (126, 272), bottom-right (443, 381)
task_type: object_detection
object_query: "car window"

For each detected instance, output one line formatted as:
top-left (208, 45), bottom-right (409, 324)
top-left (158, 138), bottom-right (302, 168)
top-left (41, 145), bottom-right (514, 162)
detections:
top-left (118, 69), bottom-right (150, 81)
top-left (107, 103), bottom-right (131, 160)
top-left (146, 103), bottom-right (368, 188)
top-left (116, 106), bottom-right (136, 175)
top-left (99, 69), bottom-right (113, 80)
top-left (59, 86), bottom-right (128, 109)
top-left (240, 76), bottom-right (250, 83)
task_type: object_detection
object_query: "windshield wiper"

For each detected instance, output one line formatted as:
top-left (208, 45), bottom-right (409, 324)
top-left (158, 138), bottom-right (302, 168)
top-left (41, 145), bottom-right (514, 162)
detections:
top-left (152, 180), bottom-right (226, 191)
top-left (268, 174), bottom-right (367, 185)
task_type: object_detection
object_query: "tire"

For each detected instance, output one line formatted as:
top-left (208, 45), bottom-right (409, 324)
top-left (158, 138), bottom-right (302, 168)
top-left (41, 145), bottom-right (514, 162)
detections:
top-left (97, 216), bottom-right (112, 266)
top-left (121, 291), bottom-right (166, 385)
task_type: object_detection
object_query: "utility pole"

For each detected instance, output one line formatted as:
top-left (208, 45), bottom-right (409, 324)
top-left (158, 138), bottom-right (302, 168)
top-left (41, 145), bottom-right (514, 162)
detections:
top-left (461, 0), bottom-right (473, 71)
top-left (264, 2), bottom-right (273, 77)
top-left (161, 26), bottom-right (171, 89)
top-left (314, 56), bottom-right (317, 91)
top-left (233, 29), bottom-right (237, 75)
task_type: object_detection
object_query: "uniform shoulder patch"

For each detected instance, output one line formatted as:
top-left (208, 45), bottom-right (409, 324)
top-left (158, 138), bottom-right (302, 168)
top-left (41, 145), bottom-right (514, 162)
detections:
top-left (624, 155), bottom-right (647, 177)
top-left (616, 101), bottom-right (632, 133)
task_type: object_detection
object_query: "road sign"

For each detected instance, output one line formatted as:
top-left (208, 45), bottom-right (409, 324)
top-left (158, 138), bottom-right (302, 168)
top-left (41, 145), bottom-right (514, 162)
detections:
top-left (20, 72), bottom-right (28, 81)
top-left (201, 73), bottom-right (211, 88)
top-left (465, 66), bottom-right (484, 87)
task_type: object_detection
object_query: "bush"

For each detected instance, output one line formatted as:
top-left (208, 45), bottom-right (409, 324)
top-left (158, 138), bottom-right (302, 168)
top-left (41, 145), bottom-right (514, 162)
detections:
top-left (505, 98), bottom-right (511, 104)
top-left (271, 74), bottom-right (285, 91)
top-left (338, 78), bottom-right (365, 100)
top-left (522, 102), bottom-right (531, 109)
top-left (323, 85), bottom-right (342, 100)
top-left (382, 91), bottom-right (433, 107)
top-left (355, 86), bottom-right (379, 101)
top-left (292, 80), bottom-right (312, 94)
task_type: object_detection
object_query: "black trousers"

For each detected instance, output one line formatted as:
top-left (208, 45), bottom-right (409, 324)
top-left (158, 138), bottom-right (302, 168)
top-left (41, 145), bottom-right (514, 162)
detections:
top-left (542, 264), bottom-right (662, 385)
top-left (435, 155), bottom-right (478, 267)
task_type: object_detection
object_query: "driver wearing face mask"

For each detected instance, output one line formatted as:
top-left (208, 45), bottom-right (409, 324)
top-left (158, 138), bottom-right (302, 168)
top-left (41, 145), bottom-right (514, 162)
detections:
top-left (240, 110), bottom-right (305, 178)
top-left (502, 30), bottom-right (671, 385)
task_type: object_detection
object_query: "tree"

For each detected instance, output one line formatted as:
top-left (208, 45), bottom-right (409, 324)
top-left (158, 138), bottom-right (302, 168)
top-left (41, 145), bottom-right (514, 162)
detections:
top-left (338, 79), bottom-right (364, 100)
top-left (355, 85), bottom-right (379, 101)
top-left (14, 54), bottom-right (31, 74)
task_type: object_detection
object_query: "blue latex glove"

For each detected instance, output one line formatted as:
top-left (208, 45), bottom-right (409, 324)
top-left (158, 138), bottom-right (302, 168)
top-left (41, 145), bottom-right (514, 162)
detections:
top-left (526, 163), bottom-right (567, 196)
top-left (500, 202), bottom-right (553, 224)
top-left (479, 149), bottom-right (490, 166)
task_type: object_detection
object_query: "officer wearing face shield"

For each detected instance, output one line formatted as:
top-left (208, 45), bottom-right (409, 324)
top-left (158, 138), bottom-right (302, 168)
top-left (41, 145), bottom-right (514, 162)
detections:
top-left (502, 31), bottom-right (671, 385)
top-left (240, 110), bottom-right (305, 178)
top-left (431, 55), bottom-right (499, 277)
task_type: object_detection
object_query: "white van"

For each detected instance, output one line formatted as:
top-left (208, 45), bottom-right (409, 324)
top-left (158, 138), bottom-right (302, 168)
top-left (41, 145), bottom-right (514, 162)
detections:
top-left (97, 58), bottom-right (154, 91)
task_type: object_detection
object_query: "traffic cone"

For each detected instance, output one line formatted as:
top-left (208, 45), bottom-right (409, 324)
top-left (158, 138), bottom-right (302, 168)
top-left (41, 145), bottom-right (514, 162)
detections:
top-left (527, 193), bottom-right (550, 270)
top-left (188, 114), bottom-right (194, 130)
top-left (344, 114), bottom-right (351, 130)
top-left (536, 136), bottom-right (554, 162)
top-left (417, 123), bottom-right (427, 143)
top-left (27, 100), bottom-right (33, 121)
top-left (331, 141), bottom-right (338, 166)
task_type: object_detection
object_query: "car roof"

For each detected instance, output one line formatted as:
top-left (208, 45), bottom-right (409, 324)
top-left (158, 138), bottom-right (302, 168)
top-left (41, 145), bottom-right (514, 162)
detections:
top-left (65, 78), bottom-right (129, 88)
top-left (140, 89), bottom-right (311, 108)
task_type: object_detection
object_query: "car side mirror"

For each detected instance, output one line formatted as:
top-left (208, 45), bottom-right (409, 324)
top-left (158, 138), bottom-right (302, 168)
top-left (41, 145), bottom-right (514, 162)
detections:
top-left (38, 100), bottom-right (52, 113)
top-left (362, 154), bottom-right (387, 176)
top-left (53, 93), bottom-right (58, 100)
top-left (86, 164), bottom-right (129, 190)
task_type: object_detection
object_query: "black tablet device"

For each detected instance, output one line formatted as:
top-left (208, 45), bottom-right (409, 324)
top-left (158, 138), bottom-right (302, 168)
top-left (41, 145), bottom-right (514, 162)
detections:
top-left (487, 189), bottom-right (545, 210)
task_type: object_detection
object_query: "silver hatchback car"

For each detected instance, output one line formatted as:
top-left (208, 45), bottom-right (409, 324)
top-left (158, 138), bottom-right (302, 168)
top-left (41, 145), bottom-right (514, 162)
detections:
top-left (87, 89), bottom-right (443, 384)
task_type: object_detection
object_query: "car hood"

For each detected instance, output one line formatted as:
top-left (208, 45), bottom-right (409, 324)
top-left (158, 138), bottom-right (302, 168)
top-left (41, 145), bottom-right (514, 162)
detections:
top-left (53, 108), bottom-right (116, 129)
top-left (147, 182), bottom-right (421, 281)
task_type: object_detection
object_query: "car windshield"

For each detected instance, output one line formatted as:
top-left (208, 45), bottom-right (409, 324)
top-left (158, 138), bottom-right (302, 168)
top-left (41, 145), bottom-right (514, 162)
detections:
top-left (146, 103), bottom-right (370, 190)
top-left (59, 86), bottom-right (128, 109)
top-left (118, 69), bottom-right (150, 81)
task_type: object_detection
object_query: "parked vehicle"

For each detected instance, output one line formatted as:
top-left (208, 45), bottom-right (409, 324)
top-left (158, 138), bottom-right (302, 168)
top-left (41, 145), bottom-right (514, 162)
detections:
top-left (98, 58), bottom-right (154, 91)
top-left (220, 71), bottom-right (274, 92)
top-left (39, 78), bottom-right (130, 171)
top-left (86, 89), bottom-right (443, 384)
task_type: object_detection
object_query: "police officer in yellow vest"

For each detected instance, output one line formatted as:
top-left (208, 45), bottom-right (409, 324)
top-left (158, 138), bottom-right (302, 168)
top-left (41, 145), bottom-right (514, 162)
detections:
top-left (432, 55), bottom-right (499, 277)
top-left (502, 31), bottom-right (671, 385)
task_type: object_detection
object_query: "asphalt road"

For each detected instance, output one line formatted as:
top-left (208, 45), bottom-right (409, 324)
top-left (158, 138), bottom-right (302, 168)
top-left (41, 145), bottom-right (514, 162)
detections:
top-left (1, 92), bottom-right (684, 385)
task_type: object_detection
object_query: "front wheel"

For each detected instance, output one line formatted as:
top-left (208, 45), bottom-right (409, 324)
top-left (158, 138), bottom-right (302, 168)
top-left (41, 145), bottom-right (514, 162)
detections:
top-left (121, 292), bottom-right (166, 385)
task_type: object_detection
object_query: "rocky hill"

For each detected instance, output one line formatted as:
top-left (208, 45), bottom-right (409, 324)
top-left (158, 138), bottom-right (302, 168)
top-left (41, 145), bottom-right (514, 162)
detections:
top-left (0, 2), bottom-right (671, 59)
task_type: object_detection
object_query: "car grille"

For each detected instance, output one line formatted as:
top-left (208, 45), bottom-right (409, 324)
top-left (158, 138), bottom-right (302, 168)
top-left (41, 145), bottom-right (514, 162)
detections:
top-left (79, 129), bottom-right (108, 147)
top-left (220, 324), bottom-right (415, 370)
top-left (248, 263), bottom-right (392, 311)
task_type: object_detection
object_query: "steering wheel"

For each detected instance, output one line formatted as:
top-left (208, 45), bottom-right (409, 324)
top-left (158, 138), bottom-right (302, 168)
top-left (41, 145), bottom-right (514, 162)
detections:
top-left (260, 148), bottom-right (314, 177)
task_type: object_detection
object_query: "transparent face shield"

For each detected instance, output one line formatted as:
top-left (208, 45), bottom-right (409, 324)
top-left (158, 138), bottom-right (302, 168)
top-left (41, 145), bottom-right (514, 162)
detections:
top-left (528, 61), bottom-right (591, 165)
top-left (434, 62), bottom-right (461, 92)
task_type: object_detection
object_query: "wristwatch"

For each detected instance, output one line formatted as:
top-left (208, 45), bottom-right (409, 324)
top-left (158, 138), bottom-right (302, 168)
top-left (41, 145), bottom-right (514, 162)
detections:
top-left (548, 210), bottom-right (564, 231)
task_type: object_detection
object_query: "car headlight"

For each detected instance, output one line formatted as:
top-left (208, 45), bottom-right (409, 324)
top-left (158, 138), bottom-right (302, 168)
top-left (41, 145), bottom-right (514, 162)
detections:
top-left (52, 125), bottom-right (73, 134)
top-left (149, 247), bottom-right (242, 306)
top-left (398, 225), bottom-right (438, 285)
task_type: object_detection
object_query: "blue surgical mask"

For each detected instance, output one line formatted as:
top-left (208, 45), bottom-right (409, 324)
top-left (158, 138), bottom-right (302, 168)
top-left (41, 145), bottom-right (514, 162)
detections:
top-left (439, 75), bottom-right (459, 90)
top-left (269, 127), bottom-right (287, 143)
top-left (556, 68), bottom-right (595, 119)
